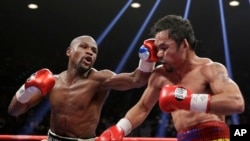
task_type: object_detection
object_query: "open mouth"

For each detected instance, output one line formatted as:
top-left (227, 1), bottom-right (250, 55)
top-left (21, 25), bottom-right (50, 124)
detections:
top-left (83, 56), bottom-right (92, 65)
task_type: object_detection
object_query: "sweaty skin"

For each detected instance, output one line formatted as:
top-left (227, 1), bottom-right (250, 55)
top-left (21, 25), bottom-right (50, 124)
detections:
top-left (8, 35), bottom-right (150, 138)
top-left (49, 68), bottom-right (146, 137)
top-left (123, 30), bottom-right (244, 132)
top-left (98, 15), bottom-right (245, 141)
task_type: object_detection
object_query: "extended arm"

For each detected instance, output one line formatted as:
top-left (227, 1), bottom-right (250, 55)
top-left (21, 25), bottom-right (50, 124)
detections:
top-left (98, 72), bottom-right (160, 141)
top-left (102, 39), bottom-right (158, 90)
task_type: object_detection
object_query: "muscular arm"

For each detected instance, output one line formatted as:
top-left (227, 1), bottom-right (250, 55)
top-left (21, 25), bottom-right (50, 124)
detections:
top-left (8, 69), bottom-right (55, 116)
top-left (101, 39), bottom-right (158, 91)
top-left (123, 72), bottom-right (161, 130)
top-left (204, 62), bottom-right (245, 115)
top-left (102, 68), bottom-right (151, 91)
top-left (8, 85), bottom-right (44, 116)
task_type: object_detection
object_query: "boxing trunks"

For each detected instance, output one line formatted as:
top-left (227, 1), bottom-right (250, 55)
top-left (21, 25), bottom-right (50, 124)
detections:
top-left (177, 121), bottom-right (230, 141)
top-left (48, 129), bottom-right (95, 141)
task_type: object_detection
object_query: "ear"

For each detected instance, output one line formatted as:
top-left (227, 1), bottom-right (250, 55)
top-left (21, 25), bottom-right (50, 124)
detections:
top-left (183, 38), bottom-right (189, 48)
top-left (66, 47), bottom-right (71, 56)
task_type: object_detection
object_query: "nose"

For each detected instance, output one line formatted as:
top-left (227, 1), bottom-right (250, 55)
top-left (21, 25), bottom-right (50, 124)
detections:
top-left (86, 51), bottom-right (93, 56)
top-left (85, 48), bottom-right (94, 55)
top-left (157, 50), bottom-right (163, 58)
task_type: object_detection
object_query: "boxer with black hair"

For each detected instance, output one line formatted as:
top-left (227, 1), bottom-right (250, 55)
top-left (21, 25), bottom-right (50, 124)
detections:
top-left (98, 15), bottom-right (245, 141)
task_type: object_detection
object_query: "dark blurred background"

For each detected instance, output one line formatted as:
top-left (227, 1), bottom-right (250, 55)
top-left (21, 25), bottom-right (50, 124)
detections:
top-left (0, 0), bottom-right (249, 138)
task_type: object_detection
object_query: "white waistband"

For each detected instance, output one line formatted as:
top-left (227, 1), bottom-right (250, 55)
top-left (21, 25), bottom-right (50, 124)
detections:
top-left (48, 129), bottom-right (95, 141)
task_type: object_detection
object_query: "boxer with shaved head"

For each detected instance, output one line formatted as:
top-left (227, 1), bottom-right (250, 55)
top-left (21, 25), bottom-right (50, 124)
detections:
top-left (8, 35), bottom-right (158, 141)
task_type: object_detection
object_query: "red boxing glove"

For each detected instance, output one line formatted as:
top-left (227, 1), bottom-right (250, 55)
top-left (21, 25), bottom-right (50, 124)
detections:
top-left (138, 38), bottom-right (158, 72)
top-left (159, 85), bottom-right (210, 113)
top-left (16, 68), bottom-right (55, 103)
top-left (25, 68), bottom-right (55, 95)
top-left (138, 38), bottom-right (158, 62)
top-left (98, 126), bottom-right (124, 141)
top-left (98, 118), bottom-right (132, 141)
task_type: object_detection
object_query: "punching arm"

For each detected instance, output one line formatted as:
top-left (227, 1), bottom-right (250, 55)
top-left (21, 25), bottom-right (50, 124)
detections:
top-left (98, 118), bottom-right (132, 141)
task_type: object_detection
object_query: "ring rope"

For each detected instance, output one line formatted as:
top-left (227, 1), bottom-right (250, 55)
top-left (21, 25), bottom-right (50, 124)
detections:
top-left (0, 135), bottom-right (177, 141)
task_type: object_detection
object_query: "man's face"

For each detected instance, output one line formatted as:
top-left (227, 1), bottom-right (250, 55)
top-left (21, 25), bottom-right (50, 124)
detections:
top-left (155, 30), bottom-right (185, 72)
top-left (68, 38), bottom-right (98, 72)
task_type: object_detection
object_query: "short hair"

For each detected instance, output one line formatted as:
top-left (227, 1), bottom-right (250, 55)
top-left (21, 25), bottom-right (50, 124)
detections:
top-left (150, 15), bottom-right (198, 50)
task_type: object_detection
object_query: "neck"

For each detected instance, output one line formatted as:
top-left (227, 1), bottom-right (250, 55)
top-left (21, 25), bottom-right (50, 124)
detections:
top-left (175, 54), bottom-right (199, 77)
top-left (63, 68), bottom-right (91, 84)
top-left (82, 69), bottom-right (91, 78)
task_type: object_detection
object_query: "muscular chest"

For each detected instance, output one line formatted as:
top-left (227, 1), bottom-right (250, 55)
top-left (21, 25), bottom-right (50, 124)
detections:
top-left (49, 80), bottom-right (102, 113)
top-left (164, 69), bottom-right (209, 93)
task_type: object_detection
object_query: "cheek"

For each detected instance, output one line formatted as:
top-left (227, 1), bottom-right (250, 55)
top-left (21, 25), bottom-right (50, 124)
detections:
top-left (93, 54), bottom-right (97, 60)
top-left (72, 53), bottom-right (82, 62)
top-left (164, 51), bottom-right (177, 61)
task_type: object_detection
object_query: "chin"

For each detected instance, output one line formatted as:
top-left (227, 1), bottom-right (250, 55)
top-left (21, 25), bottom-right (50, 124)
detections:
top-left (77, 64), bottom-right (88, 72)
top-left (164, 66), bottom-right (174, 73)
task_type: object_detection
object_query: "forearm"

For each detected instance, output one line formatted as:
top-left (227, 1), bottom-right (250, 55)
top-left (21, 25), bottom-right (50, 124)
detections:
top-left (209, 93), bottom-right (244, 115)
top-left (125, 104), bottom-right (151, 130)
top-left (8, 96), bottom-right (29, 116)
top-left (8, 68), bottom-right (55, 116)
top-left (117, 64), bottom-right (155, 90)
top-left (105, 70), bottom-right (150, 91)
top-left (133, 69), bottom-right (151, 87)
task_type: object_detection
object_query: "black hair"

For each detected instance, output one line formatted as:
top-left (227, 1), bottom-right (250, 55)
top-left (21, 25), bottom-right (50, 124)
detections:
top-left (150, 15), bottom-right (198, 50)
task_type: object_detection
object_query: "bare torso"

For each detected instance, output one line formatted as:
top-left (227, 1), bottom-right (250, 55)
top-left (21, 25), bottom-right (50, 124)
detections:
top-left (49, 70), bottom-right (109, 138)
top-left (154, 58), bottom-right (225, 131)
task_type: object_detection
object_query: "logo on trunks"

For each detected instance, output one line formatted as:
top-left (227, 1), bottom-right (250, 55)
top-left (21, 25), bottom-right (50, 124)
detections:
top-left (174, 87), bottom-right (187, 101)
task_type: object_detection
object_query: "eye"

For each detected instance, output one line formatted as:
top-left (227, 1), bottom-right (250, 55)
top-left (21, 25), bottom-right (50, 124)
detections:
top-left (92, 48), bottom-right (98, 54)
top-left (79, 43), bottom-right (87, 49)
top-left (158, 46), bottom-right (168, 52)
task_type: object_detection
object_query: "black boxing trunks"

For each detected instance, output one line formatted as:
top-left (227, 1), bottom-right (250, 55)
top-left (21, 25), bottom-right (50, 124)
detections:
top-left (177, 121), bottom-right (230, 141)
top-left (48, 129), bottom-right (95, 141)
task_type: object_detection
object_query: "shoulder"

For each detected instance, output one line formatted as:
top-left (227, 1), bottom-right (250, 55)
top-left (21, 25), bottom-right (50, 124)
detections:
top-left (197, 57), bottom-right (226, 72)
top-left (202, 61), bottom-right (227, 72)
top-left (201, 60), bottom-right (229, 81)
top-left (54, 70), bottom-right (67, 77)
top-left (52, 71), bottom-right (66, 82)
top-left (149, 65), bottom-right (167, 86)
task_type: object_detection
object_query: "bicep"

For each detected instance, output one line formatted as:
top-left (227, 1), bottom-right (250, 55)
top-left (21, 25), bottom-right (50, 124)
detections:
top-left (203, 63), bottom-right (244, 114)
